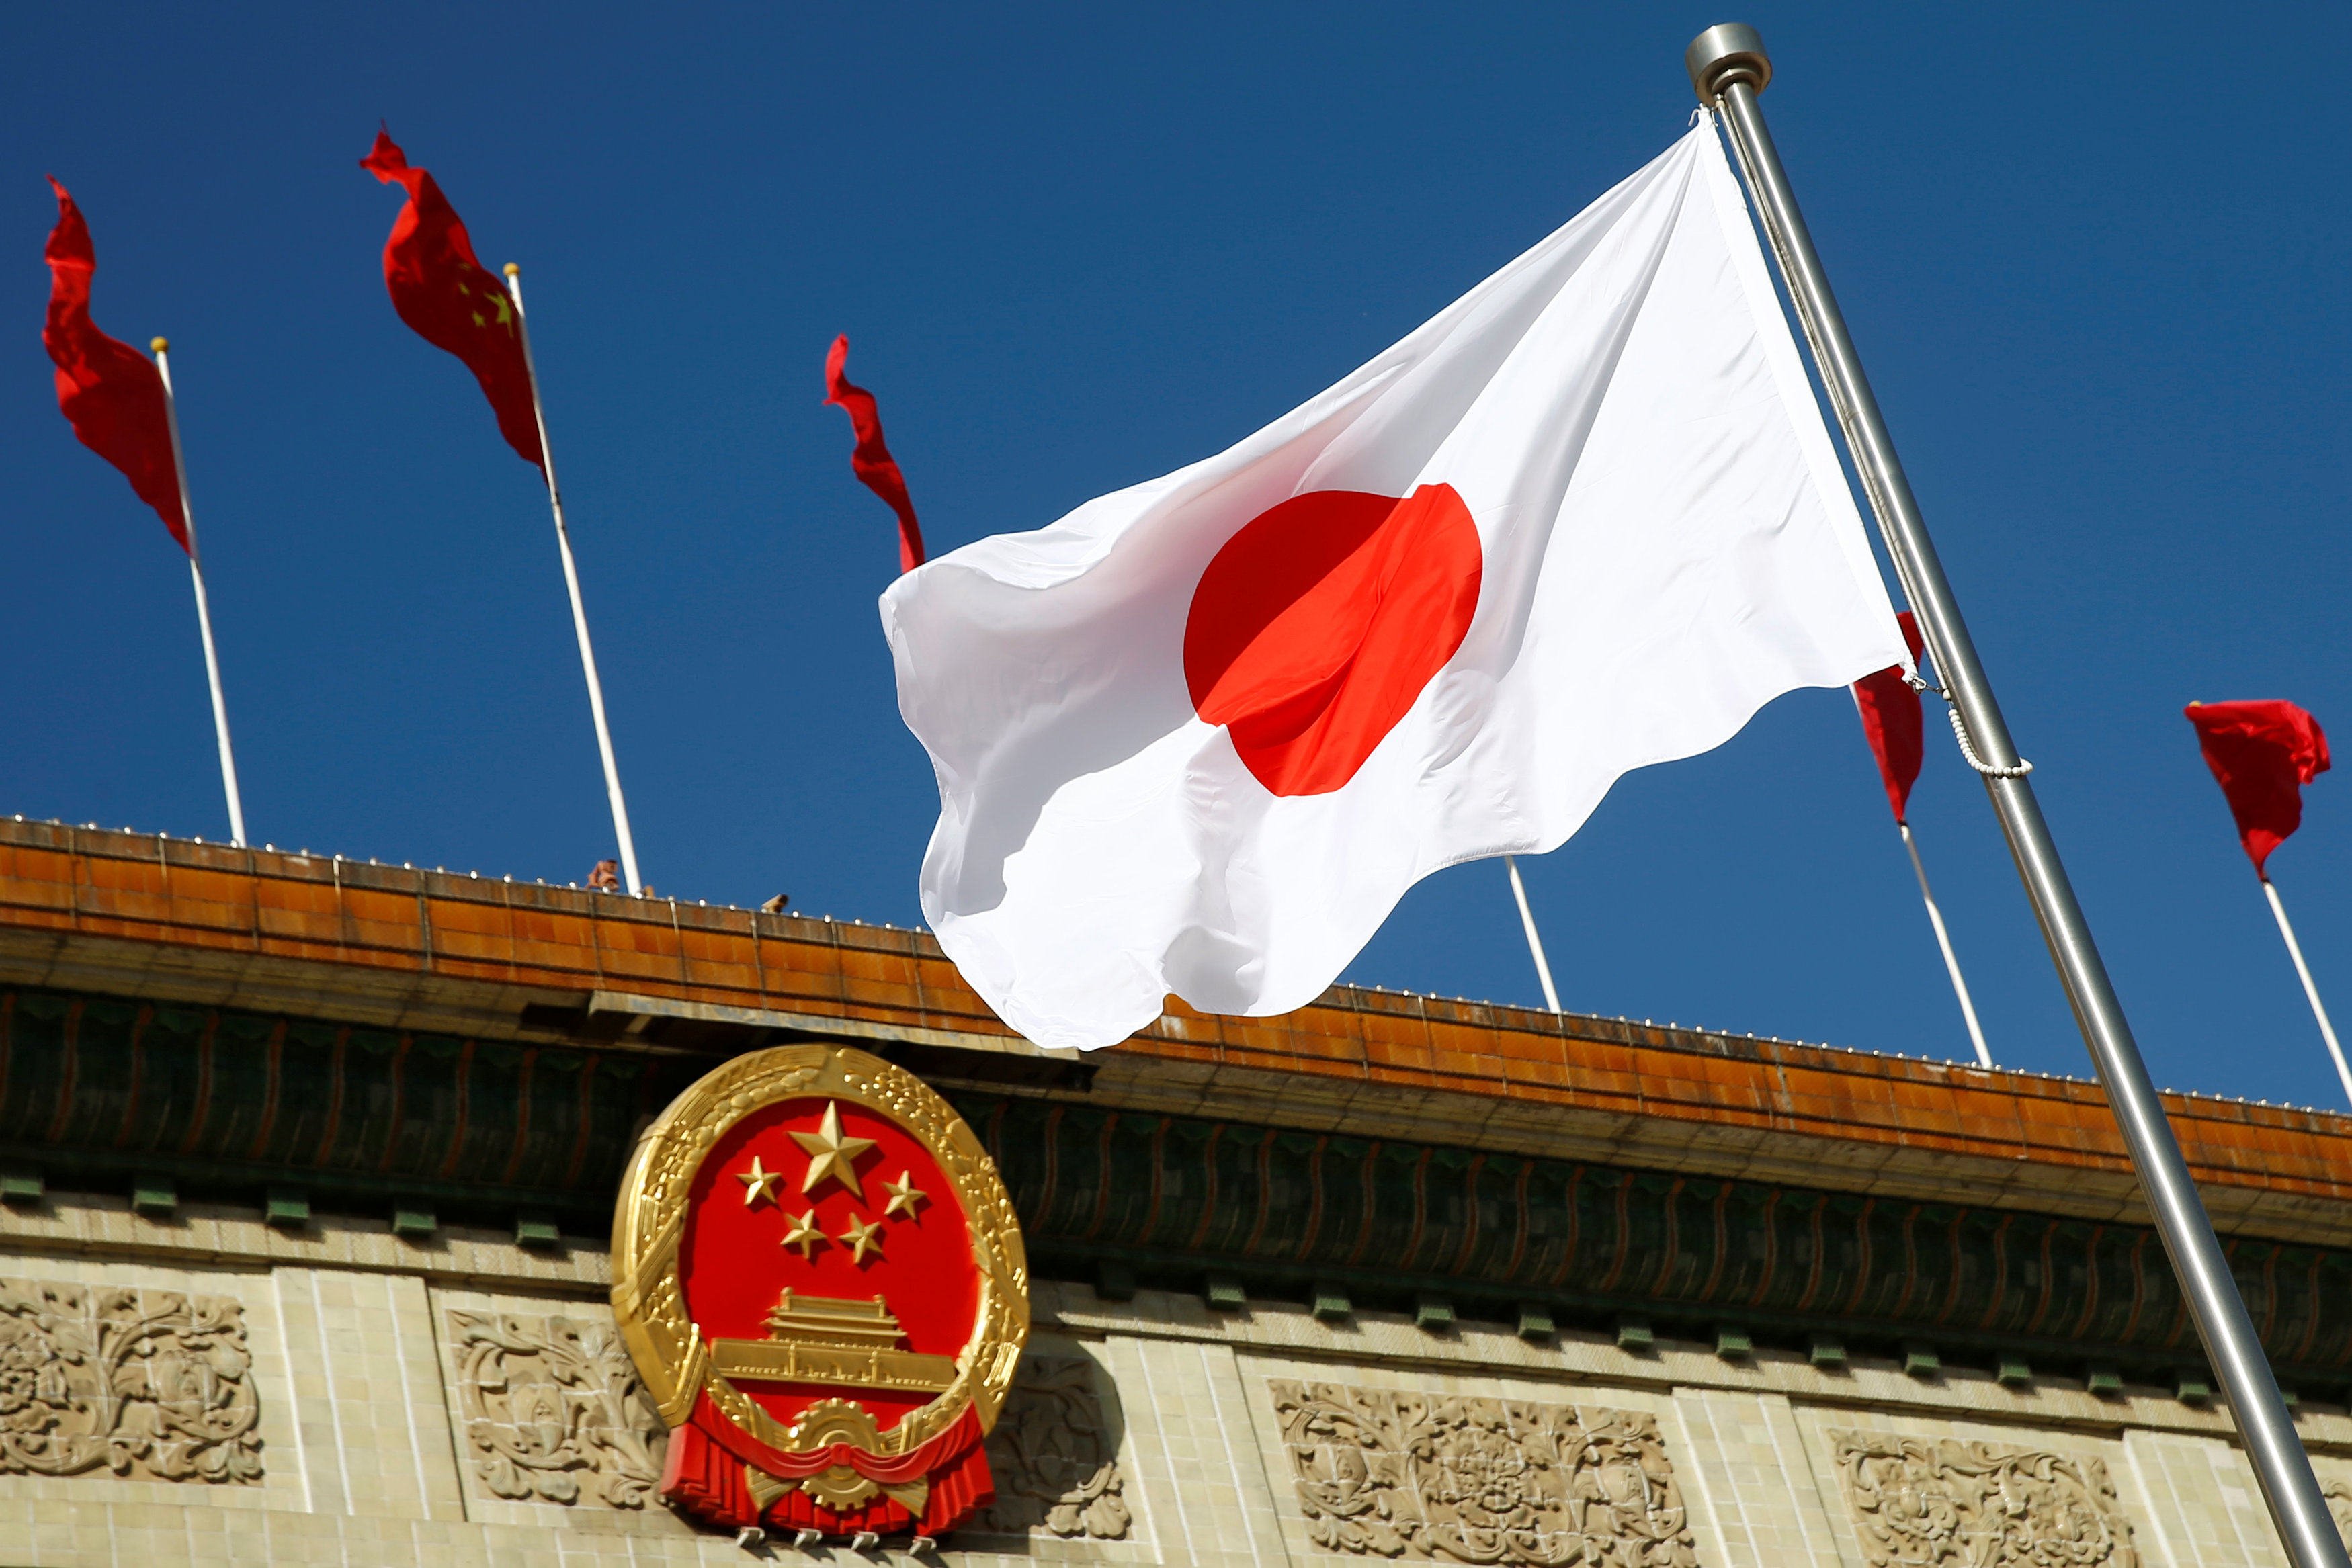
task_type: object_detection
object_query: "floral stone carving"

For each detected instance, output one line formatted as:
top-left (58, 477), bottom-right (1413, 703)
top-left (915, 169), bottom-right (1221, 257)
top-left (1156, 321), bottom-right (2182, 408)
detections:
top-left (979, 1354), bottom-right (1132, 1540)
top-left (0, 1277), bottom-right (262, 1483)
top-left (1829, 1429), bottom-right (2137, 1567)
top-left (1271, 1380), bottom-right (1697, 1566)
top-left (447, 1309), bottom-right (667, 1507)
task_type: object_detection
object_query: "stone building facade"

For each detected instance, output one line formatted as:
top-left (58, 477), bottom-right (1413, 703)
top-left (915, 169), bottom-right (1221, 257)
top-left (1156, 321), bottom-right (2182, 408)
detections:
top-left (0, 818), bottom-right (2349, 1565)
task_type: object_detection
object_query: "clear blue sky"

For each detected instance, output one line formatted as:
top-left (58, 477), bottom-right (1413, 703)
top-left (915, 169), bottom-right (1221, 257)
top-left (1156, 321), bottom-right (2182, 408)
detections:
top-left (6, 4), bottom-right (2346, 1107)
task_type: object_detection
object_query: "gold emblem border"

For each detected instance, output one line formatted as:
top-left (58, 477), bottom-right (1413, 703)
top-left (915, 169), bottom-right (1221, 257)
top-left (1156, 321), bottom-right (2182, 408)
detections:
top-left (610, 1043), bottom-right (1030, 1460)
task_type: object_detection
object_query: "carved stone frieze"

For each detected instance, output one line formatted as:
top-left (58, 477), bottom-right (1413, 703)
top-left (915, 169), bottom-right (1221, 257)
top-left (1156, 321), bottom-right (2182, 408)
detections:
top-left (2325, 1479), bottom-right (2352, 1544)
top-left (0, 1278), bottom-right (262, 1483)
top-left (1829, 1429), bottom-right (2137, 1567)
top-left (979, 1354), bottom-right (1132, 1540)
top-left (1271, 1380), bottom-right (1697, 1566)
top-left (446, 1309), bottom-right (667, 1508)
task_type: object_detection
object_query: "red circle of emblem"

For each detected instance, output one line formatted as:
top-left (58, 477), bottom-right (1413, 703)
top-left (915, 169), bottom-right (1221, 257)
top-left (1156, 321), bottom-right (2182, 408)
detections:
top-left (611, 1045), bottom-right (1028, 1544)
top-left (1183, 484), bottom-right (1483, 797)
top-left (681, 1098), bottom-right (978, 1438)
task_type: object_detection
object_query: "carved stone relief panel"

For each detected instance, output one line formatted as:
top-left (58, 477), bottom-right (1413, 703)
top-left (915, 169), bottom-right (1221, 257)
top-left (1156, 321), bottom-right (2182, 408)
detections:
top-left (1270, 1380), bottom-right (1698, 1566)
top-left (445, 1309), bottom-right (667, 1508)
top-left (0, 1277), bottom-right (263, 1483)
top-left (2326, 1479), bottom-right (2352, 1545)
top-left (978, 1352), bottom-right (1132, 1540)
top-left (1828, 1428), bottom-right (2138, 1568)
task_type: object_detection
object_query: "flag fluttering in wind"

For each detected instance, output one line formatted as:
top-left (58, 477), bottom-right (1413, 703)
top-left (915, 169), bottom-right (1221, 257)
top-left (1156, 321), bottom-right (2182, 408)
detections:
top-left (825, 335), bottom-right (925, 572)
top-left (883, 116), bottom-right (1907, 1049)
top-left (42, 178), bottom-right (187, 552)
top-left (41, 177), bottom-right (245, 845)
top-left (360, 129), bottom-right (544, 469)
top-left (1849, 610), bottom-right (1990, 1067)
top-left (1851, 611), bottom-right (1927, 822)
top-left (2186, 700), bottom-right (2331, 879)
top-left (362, 128), bottom-right (642, 896)
top-left (2188, 699), bottom-right (2345, 1104)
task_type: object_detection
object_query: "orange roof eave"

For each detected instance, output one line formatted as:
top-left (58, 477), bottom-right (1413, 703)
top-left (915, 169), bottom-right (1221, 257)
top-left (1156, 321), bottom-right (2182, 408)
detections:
top-left (3, 818), bottom-right (2348, 1242)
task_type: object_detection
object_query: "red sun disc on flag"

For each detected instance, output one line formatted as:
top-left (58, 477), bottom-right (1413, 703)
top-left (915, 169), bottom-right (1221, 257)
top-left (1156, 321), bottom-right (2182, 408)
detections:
top-left (612, 1045), bottom-right (1028, 1542)
top-left (1183, 484), bottom-right (1482, 797)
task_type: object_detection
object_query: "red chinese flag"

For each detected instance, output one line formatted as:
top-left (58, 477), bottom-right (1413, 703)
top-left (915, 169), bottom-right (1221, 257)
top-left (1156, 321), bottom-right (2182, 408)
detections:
top-left (360, 130), bottom-right (544, 470)
top-left (42, 178), bottom-right (187, 553)
top-left (2186, 699), bottom-right (2330, 878)
top-left (824, 335), bottom-right (925, 572)
top-left (1851, 610), bottom-right (1928, 823)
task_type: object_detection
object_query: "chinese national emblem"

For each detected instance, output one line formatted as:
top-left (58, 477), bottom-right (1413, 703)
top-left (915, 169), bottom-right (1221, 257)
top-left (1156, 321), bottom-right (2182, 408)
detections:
top-left (610, 1044), bottom-right (1028, 1540)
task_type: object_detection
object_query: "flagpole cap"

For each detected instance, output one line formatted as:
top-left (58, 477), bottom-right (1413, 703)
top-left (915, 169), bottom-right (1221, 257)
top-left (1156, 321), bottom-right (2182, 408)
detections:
top-left (149, 336), bottom-right (169, 354)
top-left (502, 262), bottom-right (520, 277)
top-left (1686, 23), bottom-right (1771, 103)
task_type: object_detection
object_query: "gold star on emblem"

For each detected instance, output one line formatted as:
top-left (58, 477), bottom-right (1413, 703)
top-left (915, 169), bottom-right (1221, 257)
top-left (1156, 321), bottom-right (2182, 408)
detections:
top-left (791, 1102), bottom-right (878, 1200)
top-left (780, 1209), bottom-right (825, 1259)
top-left (881, 1170), bottom-right (928, 1220)
top-left (736, 1155), bottom-right (784, 1207)
top-left (837, 1215), bottom-right (885, 1264)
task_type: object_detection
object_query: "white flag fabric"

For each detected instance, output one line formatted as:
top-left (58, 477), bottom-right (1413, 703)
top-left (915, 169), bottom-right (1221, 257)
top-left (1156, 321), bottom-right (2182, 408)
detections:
top-left (882, 114), bottom-right (1906, 1050)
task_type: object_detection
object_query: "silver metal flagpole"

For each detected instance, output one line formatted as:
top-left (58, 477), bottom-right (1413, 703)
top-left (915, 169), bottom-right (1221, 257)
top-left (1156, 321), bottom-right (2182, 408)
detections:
top-left (150, 337), bottom-right (247, 850)
top-left (1503, 855), bottom-right (1562, 1014)
top-left (1899, 822), bottom-right (1992, 1067)
top-left (501, 263), bottom-right (644, 898)
top-left (2262, 877), bottom-right (2352, 1107)
top-left (1685, 26), bottom-right (2347, 1568)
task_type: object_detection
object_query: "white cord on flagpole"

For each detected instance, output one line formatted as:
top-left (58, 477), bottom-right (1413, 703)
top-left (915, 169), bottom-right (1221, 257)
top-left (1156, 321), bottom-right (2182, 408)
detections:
top-left (1503, 855), bottom-right (1562, 1014)
top-left (503, 265), bottom-right (643, 898)
top-left (2263, 877), bottom-right (2352, 1108)
top-left (151, 339), bottom-right (247, 849)
top-left (1945, 704), bottom-right (2031, 777)
top-left (1912, 671), bottom-right (2035, 779)
top-left (1899, 822), bottom-right (1990, 1068)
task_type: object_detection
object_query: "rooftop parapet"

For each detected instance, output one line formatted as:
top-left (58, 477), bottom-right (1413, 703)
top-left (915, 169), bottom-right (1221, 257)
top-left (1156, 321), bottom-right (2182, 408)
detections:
top-left (1, 814), bottom-right (2347, 1246)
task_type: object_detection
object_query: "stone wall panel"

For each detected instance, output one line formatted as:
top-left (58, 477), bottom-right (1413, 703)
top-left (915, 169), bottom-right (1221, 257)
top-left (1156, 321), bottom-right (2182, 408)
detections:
top-left (977, 1351), bottom-right (1134, 1542)
top-left (444, 1307), bottom-right (666, 1510)
top-left (0, 1275), bottom-right (261, 1485)
top-left (1824, 1426), bottom-right (2136, 1567)
top-left (1267, 1378), bottom-right (1698, 1565)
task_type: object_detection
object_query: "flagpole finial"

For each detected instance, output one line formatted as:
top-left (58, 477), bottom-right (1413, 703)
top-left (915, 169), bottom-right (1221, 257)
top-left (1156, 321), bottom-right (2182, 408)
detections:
top-left (503, 262), bottom-right (520, 277)
top-left (1686, 23), bottom-right (1771, 103)
top-left (149, 336), bottom-right (168, 354)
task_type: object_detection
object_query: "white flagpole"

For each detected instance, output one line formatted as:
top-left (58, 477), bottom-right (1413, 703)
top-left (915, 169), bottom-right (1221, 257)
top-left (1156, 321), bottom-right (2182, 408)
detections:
top-left (500, 263), bottom-right (643, 898)
top-left (1503, 855), bottom-right (1562, 1014)
top-left (1898, 822), bottom-right (1990, 1067)
top-left (2262, 877), bottom-right (2352, 1107)
top-left (150, 337), bottom-right (247, 849)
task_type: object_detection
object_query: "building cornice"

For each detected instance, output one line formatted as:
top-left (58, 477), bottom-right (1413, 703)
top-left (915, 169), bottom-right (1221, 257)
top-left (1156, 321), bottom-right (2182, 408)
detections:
top-left (2, 818), bottom-right (2347, 1246)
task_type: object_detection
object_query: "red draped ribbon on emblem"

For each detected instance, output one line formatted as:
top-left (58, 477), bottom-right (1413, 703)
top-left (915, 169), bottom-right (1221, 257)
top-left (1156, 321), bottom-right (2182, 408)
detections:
top-left (659, 1394), bottom-right (995, 1535)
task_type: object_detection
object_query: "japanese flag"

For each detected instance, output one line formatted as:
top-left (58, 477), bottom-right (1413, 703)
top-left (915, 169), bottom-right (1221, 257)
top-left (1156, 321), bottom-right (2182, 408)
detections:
top-left (883, 114), bottom-right (1906, 1049)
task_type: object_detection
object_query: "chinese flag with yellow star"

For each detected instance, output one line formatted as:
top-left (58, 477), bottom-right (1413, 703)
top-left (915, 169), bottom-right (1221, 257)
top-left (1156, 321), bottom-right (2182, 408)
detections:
top-left (360, 129), bottom-right (544, 469)
top-left (41, 177), bottom-right (188, 551)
